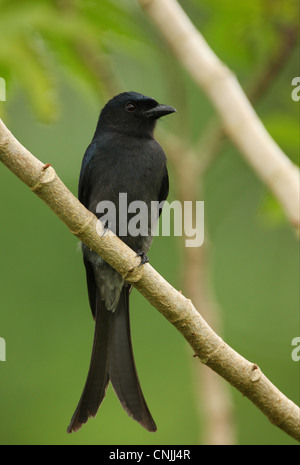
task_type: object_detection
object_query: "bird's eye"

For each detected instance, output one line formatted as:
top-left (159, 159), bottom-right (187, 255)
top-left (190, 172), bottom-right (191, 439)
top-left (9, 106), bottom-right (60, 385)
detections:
top-left (125, 102), bottom-right (137, 112)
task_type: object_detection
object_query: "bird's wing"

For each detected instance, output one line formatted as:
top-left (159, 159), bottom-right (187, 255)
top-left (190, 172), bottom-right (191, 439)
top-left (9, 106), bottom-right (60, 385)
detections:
top-left (78, 141), bottom-right (97, 207)
top-left (157, 164), bottom-right (169, 218)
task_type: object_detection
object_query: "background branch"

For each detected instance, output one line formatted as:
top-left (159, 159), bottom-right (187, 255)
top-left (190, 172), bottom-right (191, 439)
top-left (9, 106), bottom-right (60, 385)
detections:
top-left (0, 118), bottom-right (299, 442)
top-left (156, 17), bottom-right (299, 444)
top-left (138, 0), bottom-right (300, 236)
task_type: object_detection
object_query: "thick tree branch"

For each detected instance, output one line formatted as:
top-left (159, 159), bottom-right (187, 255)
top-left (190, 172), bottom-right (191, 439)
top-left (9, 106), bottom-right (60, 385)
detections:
top-left (0, 119), bottom-right (299, 441)
top-left (138, 0), bottom-right (300, 236)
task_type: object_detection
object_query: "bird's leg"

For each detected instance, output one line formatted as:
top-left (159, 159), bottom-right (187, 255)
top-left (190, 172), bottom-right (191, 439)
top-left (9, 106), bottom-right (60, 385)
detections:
top-left (136, 251), bottom-right (149, 267)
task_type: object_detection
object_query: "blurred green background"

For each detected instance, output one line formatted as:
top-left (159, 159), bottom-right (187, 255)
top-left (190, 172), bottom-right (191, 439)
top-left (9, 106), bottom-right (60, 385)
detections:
top-left (0, 0), bottom-right (299, 445)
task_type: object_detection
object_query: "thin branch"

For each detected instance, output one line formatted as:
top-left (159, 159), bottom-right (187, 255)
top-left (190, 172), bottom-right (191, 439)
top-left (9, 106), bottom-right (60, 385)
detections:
top-left (138, 0), bottom-right (300, 236)
top-left (161, 22), bottom-right (299, 182)
top-left (166, 135), bottom-right (236, 443)
top-left (247, 24), bottom-right (299, 103)
top-left (0, 119), bottom-right (299, 441)
top-left (151, 13), bottom-right (299, 444)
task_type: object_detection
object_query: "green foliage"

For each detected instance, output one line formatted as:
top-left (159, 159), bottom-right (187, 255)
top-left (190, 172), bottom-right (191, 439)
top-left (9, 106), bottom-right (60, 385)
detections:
top-left (0, 0), bottom-right (141, 120)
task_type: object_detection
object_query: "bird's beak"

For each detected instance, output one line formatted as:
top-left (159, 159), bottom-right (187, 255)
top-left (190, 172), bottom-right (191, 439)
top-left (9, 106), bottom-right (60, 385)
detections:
top-left (143, 104), bottom-right (177, 119)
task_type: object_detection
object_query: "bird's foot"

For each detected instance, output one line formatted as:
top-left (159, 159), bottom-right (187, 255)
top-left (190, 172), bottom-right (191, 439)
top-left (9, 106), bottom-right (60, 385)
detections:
top-left (136, 251), bottom-right (149, 267)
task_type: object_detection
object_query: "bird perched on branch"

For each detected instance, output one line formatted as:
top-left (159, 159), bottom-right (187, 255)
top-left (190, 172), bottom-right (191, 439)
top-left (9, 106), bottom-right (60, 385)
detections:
top-left (67, 91), bottom-right (176, 433)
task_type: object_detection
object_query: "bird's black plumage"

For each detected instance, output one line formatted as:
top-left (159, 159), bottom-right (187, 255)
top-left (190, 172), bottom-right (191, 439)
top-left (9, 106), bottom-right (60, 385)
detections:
top-left (67, 91), bottom-right (176, 433)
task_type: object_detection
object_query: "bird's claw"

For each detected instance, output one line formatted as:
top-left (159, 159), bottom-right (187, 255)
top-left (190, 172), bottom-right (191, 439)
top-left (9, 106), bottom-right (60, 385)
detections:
top-left (137, 251), bottom-right (149, 267)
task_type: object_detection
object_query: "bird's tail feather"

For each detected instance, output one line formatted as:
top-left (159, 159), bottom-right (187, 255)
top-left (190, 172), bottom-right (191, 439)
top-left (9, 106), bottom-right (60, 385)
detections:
top-left (67, 291), bottom-right (110, 433)
top-left (67, 287), bottom-right (156, 433)
top-left (108, 287), bottom-right (157, 432)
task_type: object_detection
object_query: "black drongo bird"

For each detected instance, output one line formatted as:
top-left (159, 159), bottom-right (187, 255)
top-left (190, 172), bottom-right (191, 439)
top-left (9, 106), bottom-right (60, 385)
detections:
top-left (67, 92), bottom-right (176, 433)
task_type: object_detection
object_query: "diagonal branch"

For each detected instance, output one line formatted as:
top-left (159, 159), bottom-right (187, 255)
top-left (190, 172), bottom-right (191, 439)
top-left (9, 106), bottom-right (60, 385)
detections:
top-left (138, 0), bottom-right (300, 236)
top-left (0, 118), bottom-right (299, 441)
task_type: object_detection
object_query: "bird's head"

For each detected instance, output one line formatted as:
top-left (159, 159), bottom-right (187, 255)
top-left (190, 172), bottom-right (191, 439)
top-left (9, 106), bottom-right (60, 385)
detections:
top-left (96, 91), bottom-right (176, 137)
